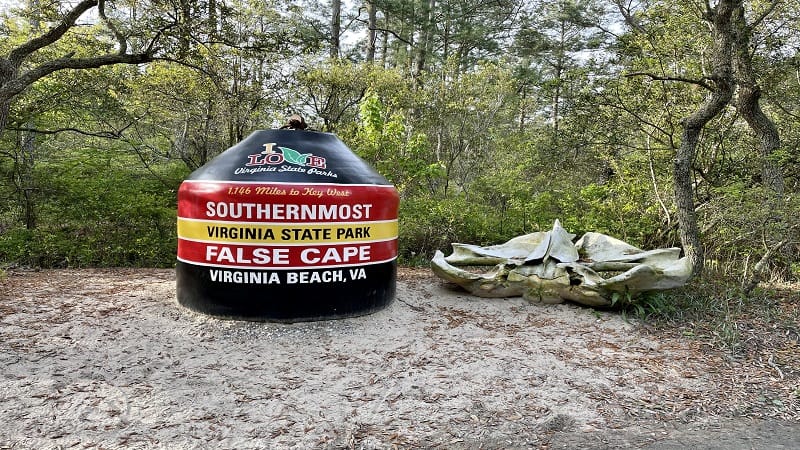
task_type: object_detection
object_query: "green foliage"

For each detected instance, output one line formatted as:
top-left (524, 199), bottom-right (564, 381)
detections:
top-left (622, 291), bottom-right (677, 322)
top-left (701, 185), bottom-right (800, 280)
top-left (0, 0), bottom-right (796, 285)
top-left (566, 180), bottom-right (665, 247)
top-left (0, 148), bottom-right (187, 268)
top-left (399, 195), bottom-right (529, 264)
top-left (349, 91), bottom-right (443, 195)
top-left (294, 60), bottom-right (374, 131)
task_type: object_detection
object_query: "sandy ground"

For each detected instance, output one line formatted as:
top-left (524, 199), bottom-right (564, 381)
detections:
top-left (0, 268), bottom-right (797, 449)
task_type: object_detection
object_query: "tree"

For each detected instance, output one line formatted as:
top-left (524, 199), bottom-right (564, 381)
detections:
top-left (0, 0), bottom-right (213, 233)
top-left (362, 0), bottom-right (521, 75)
top-left (294, 60), bottom-right (372, 131)
top-left (617, 0), bottom-right (792, 280)
top-left (0, 1), bottom-right (157, 137)
top-left (672, 0), bottom-right (736, 277)
top-left (415, 61), bottom-right (518, 196)
top-left (514, 0), bottom-right (607, 137)
top-left (365, 0), bottom-right (378, 62)
top-left (412, 0), bottom-right (436, 78)
top-left (730, 1), bottom-right (784, 200)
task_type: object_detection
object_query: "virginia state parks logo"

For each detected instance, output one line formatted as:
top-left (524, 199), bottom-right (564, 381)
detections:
top-left (235, 142), bottom-right (337, 178)
top-left (246, 143), bottom-right (327, 169)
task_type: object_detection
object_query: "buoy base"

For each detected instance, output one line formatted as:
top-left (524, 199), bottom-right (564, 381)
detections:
top-left (176, 261), bottom-right (396, 322)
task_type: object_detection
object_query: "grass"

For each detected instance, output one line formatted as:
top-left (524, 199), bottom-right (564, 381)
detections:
top-left (624, 272), bottom-right (799, 356)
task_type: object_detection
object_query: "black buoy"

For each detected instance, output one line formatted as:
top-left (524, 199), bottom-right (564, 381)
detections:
top-left (176, 123), bottom-right (399, 322)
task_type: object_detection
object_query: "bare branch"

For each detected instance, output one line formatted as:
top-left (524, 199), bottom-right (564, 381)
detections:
top-left (352, 15), bottom-right (414, 47)
top-left (749, 0), bottom-right (780, 30)
top-left (342, 6), bottom-right (367, 35)
top-left (7, 126), bottom-right (125, 139)
top-left (743, 223), bottom-right (800, 294)
top-left (769, 97), bottom-right (800, 120)
top-left (614, 0), bottom-right (644, 33)
top-left (624, 71), bottom-right (715, 91)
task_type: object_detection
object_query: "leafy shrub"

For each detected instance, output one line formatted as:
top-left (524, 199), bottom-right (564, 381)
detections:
top-left (0, 149), bottom-right (186, 268)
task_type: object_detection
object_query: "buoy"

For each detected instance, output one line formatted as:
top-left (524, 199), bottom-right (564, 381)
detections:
top-left (176, 126), bottom-right (399, 322)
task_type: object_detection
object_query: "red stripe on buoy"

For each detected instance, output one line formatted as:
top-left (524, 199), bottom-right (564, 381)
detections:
top-left (178, 182), bottom-right (399, 223)
top-left (177, 239), bottom-right (398, 269)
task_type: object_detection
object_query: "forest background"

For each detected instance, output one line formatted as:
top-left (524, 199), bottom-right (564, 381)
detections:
top-left (0, 0), bottom-right (798, 294)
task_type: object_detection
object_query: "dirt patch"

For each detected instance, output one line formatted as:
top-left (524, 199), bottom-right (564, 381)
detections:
top-left (0, 268), bottom-right (797, 449)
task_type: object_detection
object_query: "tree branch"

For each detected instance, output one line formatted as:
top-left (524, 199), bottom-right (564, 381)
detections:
top-left (624, 71), bottom-right (715, 91)
top-left (749, 0), bottom-right (780, 30)
top-left (769, 97), bottom-right (800, 120)
top-left (353, 20), bottom-right (414, 47)
top-left (98, 0), bottom-right (127, 55)
top-left (154, 57), bottom-right (223, 88)
top-left (606, 87), bottom-right (678, 146)
top-left (0, 53), bottom-right (153, 103)
top-left (342, 6), bottom-right (367, 36)
top-left (7, 126), bottom-right (125, 139)
top-left (743, 223), bottom-right (799, 294)
top-left (7, 0), bottom-right (99, 66)
top-left (614, 0), bottom-right (644, 33)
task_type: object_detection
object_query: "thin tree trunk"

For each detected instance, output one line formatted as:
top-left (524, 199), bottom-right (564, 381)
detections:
top-left (413, 0), bottom-right (436, 78)
top-left (366, 1), bottom-right (377, 63)
top-left (380, 11), bottom-right (389, 67)
top-left (330, 0), bottom-right (341, 58)
top-left (742, 224), bottom-right (798, 294)
top-left (552, 20), bottom-right (566, 137)
top-left (19, 0), bottom-right (40, 229)
top-left (179, 0), bottom-right (192, 57)
top-left (0, 98), bottom-right (9, 139)
top-left (208, 0), bottom-right (217, 41)
top-left (20, 128), bottom-right (36, 229)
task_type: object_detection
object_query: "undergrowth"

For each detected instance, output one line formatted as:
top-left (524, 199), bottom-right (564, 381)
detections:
top-left (624, 273), bottom-right (799, 355)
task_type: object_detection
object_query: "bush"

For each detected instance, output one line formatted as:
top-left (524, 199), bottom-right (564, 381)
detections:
top-left (0, 149), bottom-right (186, 268)
top-left (399, 195), bottom-right (530, 265)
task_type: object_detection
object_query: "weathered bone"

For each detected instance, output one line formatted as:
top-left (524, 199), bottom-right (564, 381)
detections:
top-left (431, 220), bottom-right (692, 307)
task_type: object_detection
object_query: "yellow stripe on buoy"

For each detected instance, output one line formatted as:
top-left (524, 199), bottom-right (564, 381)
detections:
top-left (178, 218), bottom-right (398, 244)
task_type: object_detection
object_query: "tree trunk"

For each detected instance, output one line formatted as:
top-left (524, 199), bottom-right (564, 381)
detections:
top-left (413, 0), bottom-right (436, 78)
top-left (730, 5), bottom-right (784, 201)
top-left (675, 0), bottom-right (737, 278)
top-left (179, 0), bottom-right (192, 57)
top-left (380, 15), bottom-right (388, 67)
top-left (552, 20), bottom-right (566, 137)
top-left (729, 3), bottom-right (787, 290)
top-left (20, 128), bottom-right (37, 230)
top-left (330, 0), bottom-right (341, 58)
top-left (365, 1), bottom-right (377, 63)
top-left (208, 0), bottom-right (218, 41)
top-left (0, 93), bottom-right (10, 139)
top-left (742, 232), bottom-right (794, 295)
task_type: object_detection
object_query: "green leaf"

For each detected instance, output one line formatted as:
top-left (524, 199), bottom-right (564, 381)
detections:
top-left (279, 147), bottom-right (310, 166)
